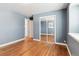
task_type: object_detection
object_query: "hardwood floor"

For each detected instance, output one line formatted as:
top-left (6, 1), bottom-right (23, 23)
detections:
top-left (41, 35), bottom-right (47, 42)
top-left (0, 37), bottom-right (69, 56)
top-left (48, 35), bottom-right (54, 43)
top-left (41, 35), bottom-right (54, 43)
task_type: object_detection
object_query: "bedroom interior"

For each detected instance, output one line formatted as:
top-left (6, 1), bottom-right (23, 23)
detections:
top-left (0, 3), bottom-right (79, 56)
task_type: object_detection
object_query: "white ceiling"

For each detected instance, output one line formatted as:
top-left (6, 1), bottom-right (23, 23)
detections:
top-left (0, 3), bottom-right (68, 17)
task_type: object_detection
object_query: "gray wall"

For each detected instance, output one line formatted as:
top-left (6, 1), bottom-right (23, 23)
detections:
top-left (33, 9), bottom-right (67, 43)
top-left (67, 4), bottom-right (79, 56)
top-left (67, 35), bottom-right (79, 56)
top-left (41, 21), bottom-right (46, 34)
top-left (0, 10), bottom-right (25, 45)
top-left (69, 6), bottom-right (79, 33)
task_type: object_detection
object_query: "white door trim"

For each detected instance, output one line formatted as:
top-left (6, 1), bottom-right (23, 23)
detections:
top-left (25, 18), bottom-right (29, 37)
top-left (39, 15), bottom-right (56, 43)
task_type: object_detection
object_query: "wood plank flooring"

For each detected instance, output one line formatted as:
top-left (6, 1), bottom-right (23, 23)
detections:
top-left (48, 35), bottom-right (54, 43)
top-left (0, 37), bottom-right (69, 56)
top-left (41, 35), bottom-right (54, 43)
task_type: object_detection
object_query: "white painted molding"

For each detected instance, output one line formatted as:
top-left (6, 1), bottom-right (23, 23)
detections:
top-left (33, 39), bottom-right (40, 41)
top-left (55, 42), bottom-right (71, 56)
top-left (56, 43), bottom-right (71, 56)
top-left (65, 44), bottom-right (72, 56)
top-left (0, 38), bottom-right (25, 48)
top-left (55, 42), bottom-right (67, 46)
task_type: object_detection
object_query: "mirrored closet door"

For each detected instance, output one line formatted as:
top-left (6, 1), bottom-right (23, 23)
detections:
top-left (39, 15), bottom-right (56, 43)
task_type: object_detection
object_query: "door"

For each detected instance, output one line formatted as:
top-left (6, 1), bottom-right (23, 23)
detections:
top-left (40, 15), bottom-right (56, 43)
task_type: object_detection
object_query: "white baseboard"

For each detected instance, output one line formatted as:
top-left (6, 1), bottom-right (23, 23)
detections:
top-left (33, 39), bottom-right (40, 41)
top-left (0, 38), bottom-right (25, 48)
top-left (55, 42), bottom-right (71, 56)
top-left (55, 42), bottom-right (66, 46)
top-left (65, 44), bottom-right (72, 56)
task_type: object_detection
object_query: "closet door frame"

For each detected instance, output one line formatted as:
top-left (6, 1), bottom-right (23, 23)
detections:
top-left (39, 15), bottom-right (56, 43)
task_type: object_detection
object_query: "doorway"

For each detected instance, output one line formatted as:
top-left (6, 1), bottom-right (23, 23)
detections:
top-left (39, 15), bottom-right (56, 44)
top-left (25, 18), bottom-right (29, 37)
